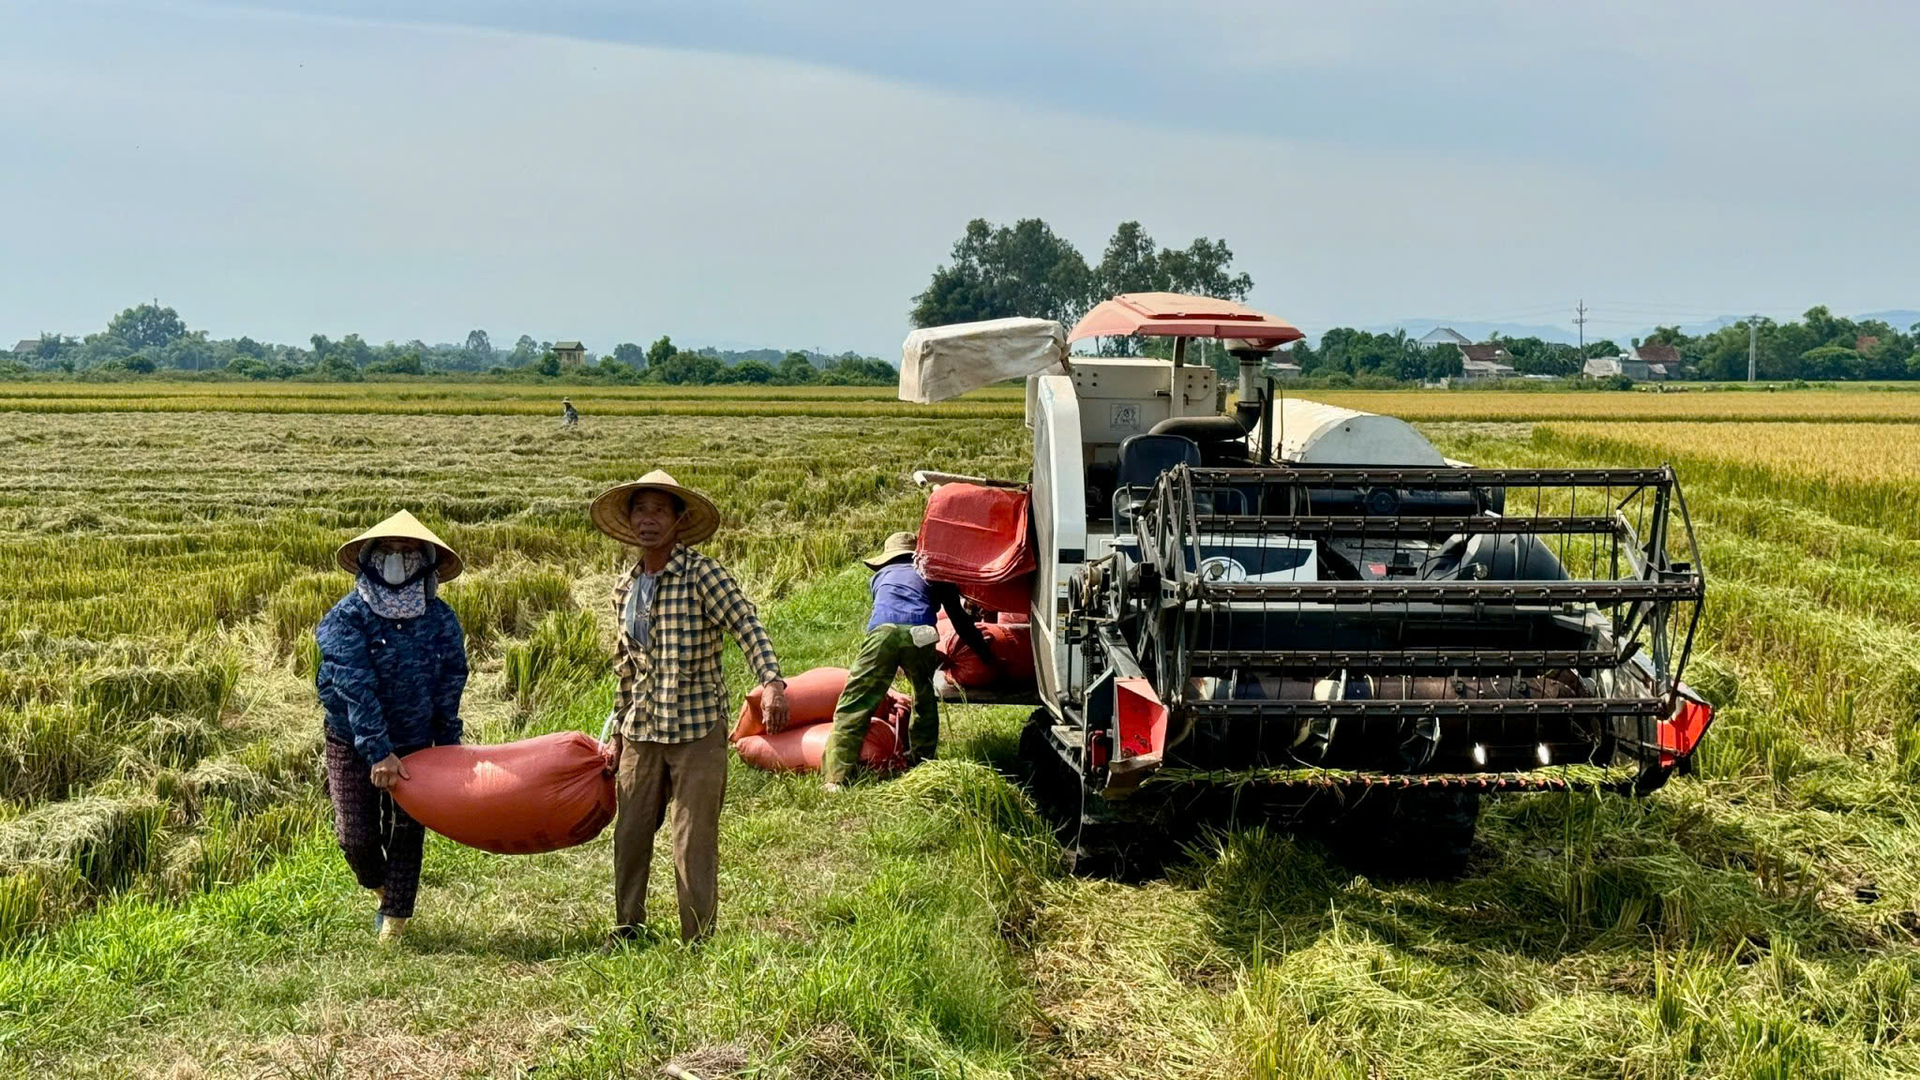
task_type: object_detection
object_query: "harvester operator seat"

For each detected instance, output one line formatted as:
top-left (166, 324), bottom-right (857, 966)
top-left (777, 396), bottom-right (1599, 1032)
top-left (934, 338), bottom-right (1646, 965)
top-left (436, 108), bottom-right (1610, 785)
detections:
top-left (1112, 433), bottom-right (1202, 527)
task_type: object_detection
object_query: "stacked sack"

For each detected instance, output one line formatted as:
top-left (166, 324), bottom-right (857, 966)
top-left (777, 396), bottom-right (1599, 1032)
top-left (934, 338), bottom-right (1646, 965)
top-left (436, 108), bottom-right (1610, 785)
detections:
top-left (935, 611), bottom-right (1035, 690)
top-left (729, 666), bottom-right (911, 774)
top-left (914, 483), bottom-right (1034, 616)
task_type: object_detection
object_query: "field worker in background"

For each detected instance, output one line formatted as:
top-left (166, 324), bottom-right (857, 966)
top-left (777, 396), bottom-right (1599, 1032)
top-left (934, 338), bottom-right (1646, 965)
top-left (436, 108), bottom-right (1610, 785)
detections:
top-left (315, 510), bottom-right (469, 946)
top-left (590, 471), bottom-right (787, 946)
top-left (561, 398), bottom-right (579, 429)
top-left (821, 531), bottom-right (999, 793)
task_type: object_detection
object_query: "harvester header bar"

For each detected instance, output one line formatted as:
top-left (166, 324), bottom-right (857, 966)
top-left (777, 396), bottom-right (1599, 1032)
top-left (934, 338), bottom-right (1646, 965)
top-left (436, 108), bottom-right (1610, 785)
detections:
top-left (1184, 647), bottom-right (1622, 673)
top-left (1191, 514), bottom-right (1629, 537)
top-left (1193, 579), bottom-right (1703, 605)
top-left (1186, 696), bottom-right (1670, 721)
top-left (1195, 466), bottom-right (1674, 489)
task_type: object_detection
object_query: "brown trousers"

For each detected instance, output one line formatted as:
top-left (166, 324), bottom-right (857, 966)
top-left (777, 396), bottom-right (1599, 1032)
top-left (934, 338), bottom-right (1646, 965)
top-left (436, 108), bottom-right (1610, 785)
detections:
top-left (613, 724), bottom-right (727, 941)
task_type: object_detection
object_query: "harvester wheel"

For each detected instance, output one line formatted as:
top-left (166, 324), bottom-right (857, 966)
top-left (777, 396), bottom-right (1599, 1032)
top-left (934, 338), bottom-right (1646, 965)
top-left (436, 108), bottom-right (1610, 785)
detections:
top-left (1331, 787), bottom-right (1481, 881)
top-left (1017, 709), bottom-right (1162, 880)
top-left (1017, 709), bottom-right (1080, 820)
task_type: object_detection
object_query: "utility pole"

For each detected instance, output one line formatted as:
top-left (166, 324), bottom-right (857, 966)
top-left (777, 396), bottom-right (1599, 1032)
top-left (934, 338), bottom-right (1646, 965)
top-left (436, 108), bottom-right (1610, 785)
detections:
top-left (1573, 299), bottom-right (1588, 356)
top-left (1748, 314), bottom-right (1760, 382)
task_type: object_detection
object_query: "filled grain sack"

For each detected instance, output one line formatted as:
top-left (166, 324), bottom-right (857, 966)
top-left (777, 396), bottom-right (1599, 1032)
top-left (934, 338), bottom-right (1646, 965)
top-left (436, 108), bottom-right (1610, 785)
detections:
top-left (392, 731), bottom-right (615, 854)
top-left (730, 666), bottom-right (911, 774)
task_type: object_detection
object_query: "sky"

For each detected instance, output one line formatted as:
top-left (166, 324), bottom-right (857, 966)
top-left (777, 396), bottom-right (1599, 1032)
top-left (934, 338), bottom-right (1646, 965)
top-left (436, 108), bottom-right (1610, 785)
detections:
top-left (2, 0), bottom-right (1916, 356)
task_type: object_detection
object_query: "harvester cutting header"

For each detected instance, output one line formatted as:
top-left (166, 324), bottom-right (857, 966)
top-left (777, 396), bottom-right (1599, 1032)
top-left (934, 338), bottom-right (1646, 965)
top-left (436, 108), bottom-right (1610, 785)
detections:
top-left (900, 293), bottom-right (1713, 875)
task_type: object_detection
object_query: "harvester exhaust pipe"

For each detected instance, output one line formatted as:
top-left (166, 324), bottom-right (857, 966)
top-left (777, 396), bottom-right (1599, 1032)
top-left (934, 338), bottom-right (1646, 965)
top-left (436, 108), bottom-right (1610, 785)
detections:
top-left (1226, 340), bottom-right (1275, 441)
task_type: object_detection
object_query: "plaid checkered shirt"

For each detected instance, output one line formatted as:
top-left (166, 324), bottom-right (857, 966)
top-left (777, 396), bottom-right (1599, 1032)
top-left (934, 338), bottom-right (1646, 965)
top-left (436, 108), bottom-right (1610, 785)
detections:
top-left (609, 545), bottom-right (781, 743)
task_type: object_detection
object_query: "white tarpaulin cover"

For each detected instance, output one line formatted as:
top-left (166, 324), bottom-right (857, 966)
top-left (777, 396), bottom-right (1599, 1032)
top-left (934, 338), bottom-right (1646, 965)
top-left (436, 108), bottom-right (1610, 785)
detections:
top-left (899, 317), bottom-right (1066, 404)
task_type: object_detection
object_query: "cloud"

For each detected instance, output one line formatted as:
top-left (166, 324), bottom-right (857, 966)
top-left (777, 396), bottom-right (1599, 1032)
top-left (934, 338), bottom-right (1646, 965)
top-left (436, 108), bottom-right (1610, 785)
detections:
top-left (0, 0), bottom-right (1914, 354)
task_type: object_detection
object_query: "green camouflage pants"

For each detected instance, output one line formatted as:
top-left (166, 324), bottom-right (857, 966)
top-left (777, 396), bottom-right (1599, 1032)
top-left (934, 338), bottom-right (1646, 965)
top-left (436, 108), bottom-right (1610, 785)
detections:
top-left (821, 624), bottom-right (938, 784)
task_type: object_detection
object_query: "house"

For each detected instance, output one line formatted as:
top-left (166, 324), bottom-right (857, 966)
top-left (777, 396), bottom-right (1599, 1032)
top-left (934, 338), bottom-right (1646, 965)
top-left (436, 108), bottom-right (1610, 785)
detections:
top-left (553, 340), bottom-right (589, 368)
top-left (1631, 343), bottom-right (1679, 381)
top-left (1417, 327), bottom-right (1473, 350)
top-left (10, 338), bottom-right (37, 357)
top-left (1583, 345), bottom-right (1676, 382)
top-left (1456, 343), bottom-right (1517, 380)
top-left (1582, 355), bottom-right (1624, 380)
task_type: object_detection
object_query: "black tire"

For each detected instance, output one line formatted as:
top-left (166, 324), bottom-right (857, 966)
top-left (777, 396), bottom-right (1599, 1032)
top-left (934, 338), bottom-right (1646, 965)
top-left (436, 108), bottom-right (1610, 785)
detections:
top-left (1329, 787), bottom-right (1481, 881)
top-left (1017, 709), bottom-right (1164, 880)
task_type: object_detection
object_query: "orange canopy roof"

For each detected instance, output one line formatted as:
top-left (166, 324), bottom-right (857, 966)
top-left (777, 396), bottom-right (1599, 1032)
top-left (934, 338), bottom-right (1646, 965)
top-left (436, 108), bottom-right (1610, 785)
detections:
top-left (1067, 292), bottom-right (1303, 347)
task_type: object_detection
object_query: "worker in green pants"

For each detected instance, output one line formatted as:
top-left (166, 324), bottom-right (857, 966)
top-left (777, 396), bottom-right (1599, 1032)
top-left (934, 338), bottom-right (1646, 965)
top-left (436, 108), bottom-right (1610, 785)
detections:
top-left (822, 532), bottom-right (997, 791)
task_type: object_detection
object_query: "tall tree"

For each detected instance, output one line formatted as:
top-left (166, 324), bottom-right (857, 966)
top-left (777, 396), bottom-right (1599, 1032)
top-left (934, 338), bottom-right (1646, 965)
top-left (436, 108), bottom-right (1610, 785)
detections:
top-left (1092, 221), bottom-right (1163, 298)
top-left (464, 329), bottom-right (493, 366)
top-left (909, 218), bottom-right (1091, 328)
top-left (612, 342), bottom-right (646, 370)
top-left (646, 335), bottom-right (676, 369)
top-left (779, 350), bottom-right (817, 383)
top-left (107, 303), bottom-right (187, 351)
top-left (1159, 238), bottom-right (1253, 301)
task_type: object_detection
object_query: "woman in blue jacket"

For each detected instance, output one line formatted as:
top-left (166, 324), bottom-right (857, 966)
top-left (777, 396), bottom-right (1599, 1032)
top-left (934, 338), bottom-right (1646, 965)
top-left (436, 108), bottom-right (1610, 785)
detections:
top-left (315, 510), bottom-right (468, 945)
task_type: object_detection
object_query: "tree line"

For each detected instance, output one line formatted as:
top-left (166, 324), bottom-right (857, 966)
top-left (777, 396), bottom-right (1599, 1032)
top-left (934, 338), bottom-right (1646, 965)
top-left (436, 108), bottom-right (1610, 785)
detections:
top-left (1, 306), bottom-right (897, 386)
top-left (910, 219), bottom-right (1918, 385)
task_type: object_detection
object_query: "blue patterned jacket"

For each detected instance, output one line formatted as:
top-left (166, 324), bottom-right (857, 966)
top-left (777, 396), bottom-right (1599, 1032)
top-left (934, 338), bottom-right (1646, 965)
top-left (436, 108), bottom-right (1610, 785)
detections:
top-left (316, 590), bottom-right (468, 763)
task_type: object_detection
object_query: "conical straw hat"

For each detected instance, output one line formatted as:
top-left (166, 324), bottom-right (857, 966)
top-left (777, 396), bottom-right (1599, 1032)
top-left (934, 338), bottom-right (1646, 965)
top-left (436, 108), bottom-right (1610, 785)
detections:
top-left (590, 470), bottom-right (721, 547)
top-left (334, 510), bottom-right (464, 581)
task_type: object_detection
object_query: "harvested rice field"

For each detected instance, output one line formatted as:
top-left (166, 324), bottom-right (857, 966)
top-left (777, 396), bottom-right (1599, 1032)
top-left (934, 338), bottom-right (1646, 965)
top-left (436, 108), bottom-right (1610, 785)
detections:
top-left (2, 387), bottom-right (1919, 1079)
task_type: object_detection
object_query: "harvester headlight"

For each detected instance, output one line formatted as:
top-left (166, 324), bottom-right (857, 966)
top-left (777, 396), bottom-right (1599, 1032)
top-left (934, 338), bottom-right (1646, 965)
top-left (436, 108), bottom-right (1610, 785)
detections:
top-left (1472, 743), bottom-right (1488, 766)
top-left (1536, 743), bottom-right (1552, 766)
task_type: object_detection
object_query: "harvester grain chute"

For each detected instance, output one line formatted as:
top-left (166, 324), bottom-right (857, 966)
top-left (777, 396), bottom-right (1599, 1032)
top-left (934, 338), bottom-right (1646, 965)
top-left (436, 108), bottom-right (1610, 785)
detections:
top-left (900, 294), bottom-right (1712, 876)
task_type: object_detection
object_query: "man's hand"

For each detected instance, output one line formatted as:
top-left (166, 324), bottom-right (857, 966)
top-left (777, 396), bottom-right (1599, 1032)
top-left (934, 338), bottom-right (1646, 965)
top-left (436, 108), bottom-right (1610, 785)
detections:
top-left (603, 734), bottom-right (622, 778)
top-left (370, 754), bottom-right (410, 790)
top-left (760, 680), bottom-right (791, 733)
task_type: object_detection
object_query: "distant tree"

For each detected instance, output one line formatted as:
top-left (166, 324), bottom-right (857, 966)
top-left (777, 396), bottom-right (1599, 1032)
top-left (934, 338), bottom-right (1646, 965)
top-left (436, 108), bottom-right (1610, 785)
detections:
top-left (370, 351), bottom-right (425, 376)
top-left (645, 335), bottom-right (676, 370)
top-left (464, 329), bottom-right (493, 366)
top-left (509, 335), bottom-right (540, 367)
top-left (116, 354), bottom-right (156, 375)
top-left (1092, 221), bottom-right (1162, 298)
top-left (233, 336), bottom-right (267, 359)
top-left (315, 351), bottom-right (361, 381)
top-left (1158, 237), bottom-right (1253, 302)
top-left (724, 359), bottom-right (778, 385)
top-left (650, 350), bottom-right (724, 385)
top-left (226, 354), bottom-right (272, 379)
top-left (535, 351), bottom-right (562, 377)
top-left (612, 342), bottom-right (646, 371)
top-left (818, 353), bottom-right (897, 386)
top-left (1089, 223), bottom-right (1255, 356)
top-left (106, 303), bottom-right (187, 351)
top-left (32, 333), bottom-right (76, 362)
top-left (778, 350), bottom-right (817, 384)
top-left (909, 217), bottom-right (1091, 328)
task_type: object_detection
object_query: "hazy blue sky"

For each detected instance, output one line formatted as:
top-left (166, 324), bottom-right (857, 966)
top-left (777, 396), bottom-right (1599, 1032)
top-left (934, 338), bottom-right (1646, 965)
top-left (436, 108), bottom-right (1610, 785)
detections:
top-left (3, 0), bottom-right (1915, 355)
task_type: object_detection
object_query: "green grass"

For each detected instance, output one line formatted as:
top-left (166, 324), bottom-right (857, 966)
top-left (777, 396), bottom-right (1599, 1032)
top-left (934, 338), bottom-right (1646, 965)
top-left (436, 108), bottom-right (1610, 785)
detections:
top-left (3, 399), bottom-right (1920, 1077)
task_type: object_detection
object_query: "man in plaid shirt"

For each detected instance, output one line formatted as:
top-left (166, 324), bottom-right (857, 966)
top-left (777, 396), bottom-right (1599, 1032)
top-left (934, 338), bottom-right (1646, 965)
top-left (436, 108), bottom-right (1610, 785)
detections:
top-left (591, 470), bottom-right (788, 944)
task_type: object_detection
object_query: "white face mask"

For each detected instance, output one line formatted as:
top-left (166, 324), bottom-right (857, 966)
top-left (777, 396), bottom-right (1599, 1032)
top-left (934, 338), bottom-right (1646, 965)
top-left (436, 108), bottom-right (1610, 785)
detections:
top-left (379, 549), bottom-right (409, 586)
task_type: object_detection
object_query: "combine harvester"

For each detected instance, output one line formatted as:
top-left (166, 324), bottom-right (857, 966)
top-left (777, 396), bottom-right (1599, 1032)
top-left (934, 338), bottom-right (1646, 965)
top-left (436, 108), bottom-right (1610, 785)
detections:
top-left (900, 294), bottom-right (1713, 875)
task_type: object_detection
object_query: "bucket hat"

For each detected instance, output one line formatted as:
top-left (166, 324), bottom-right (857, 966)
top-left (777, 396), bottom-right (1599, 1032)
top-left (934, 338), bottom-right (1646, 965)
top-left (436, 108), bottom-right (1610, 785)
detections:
top-left (334, 510), bottom-right (463, 581)
top-left (863, 531), bottom-right (918, 570)
top-left (590, 470), bottom-right (720, 547)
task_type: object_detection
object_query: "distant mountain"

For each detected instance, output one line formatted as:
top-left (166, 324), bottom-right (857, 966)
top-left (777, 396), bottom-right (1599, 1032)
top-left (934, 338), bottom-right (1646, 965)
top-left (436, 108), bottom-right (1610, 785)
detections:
top-left (1358, 320), bottom-right (1579, 345)
top-left (1360, 308), bottom-right (1920, 347)
top-left (1860, 310), bottom-right (1920, 332)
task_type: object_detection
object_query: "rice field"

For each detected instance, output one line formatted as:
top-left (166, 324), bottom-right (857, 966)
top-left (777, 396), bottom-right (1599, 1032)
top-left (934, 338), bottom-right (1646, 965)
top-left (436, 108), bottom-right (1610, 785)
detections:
top-left (2, 389), bottom-right (1919, 1078)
